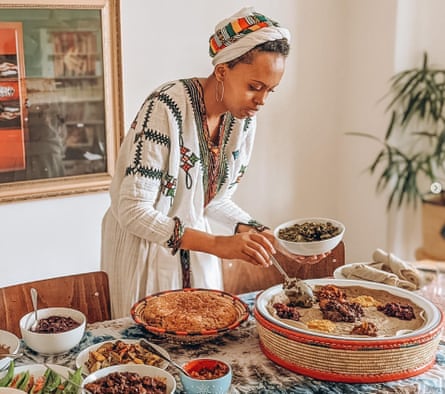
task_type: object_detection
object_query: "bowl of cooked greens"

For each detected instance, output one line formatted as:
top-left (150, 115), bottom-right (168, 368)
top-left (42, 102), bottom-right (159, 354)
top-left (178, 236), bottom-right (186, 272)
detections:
top-left (274, 217), bottom-right (345, 256)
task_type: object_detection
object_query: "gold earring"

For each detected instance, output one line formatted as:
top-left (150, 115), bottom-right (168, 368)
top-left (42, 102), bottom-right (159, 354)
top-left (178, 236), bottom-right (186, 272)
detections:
top-left (215, 80), bottom-right (224, 102)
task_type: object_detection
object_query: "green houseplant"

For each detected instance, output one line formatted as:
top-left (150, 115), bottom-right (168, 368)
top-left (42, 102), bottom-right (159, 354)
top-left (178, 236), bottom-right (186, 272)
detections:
top-left (350, 52), bottom-right (445, 259)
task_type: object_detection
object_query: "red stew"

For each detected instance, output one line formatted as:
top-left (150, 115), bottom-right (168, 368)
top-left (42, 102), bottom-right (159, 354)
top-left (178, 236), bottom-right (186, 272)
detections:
top-left (186, 360), bottom-right (229, 380)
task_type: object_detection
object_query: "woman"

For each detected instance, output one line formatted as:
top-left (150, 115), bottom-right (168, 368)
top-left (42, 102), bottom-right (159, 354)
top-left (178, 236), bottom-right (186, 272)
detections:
top-left (102, 7), bottom-right (296, 318)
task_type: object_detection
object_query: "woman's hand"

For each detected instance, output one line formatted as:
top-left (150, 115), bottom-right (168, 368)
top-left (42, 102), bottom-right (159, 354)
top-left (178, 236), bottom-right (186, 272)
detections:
top-left (213, 231), bottom-right (275, 267)
top-left (276, 246), bottom-right (331, 264)
top-left (179, 225), bottom-right (328, 268)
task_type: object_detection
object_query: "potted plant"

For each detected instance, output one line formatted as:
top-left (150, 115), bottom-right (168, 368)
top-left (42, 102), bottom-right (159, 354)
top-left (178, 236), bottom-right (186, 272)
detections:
top-left (349, 52), bottom-right (445, 260)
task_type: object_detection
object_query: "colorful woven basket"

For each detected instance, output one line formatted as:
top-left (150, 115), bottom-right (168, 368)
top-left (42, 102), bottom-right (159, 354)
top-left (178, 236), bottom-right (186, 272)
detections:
top-left (131, 288), bottom-right (249, 344)
top-left (254, 279), bottom-right (444, 383)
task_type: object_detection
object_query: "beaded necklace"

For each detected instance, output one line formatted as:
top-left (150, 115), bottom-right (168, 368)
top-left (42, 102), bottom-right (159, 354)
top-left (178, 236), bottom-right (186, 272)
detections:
top-left (192, 78), bottom-right (226, 207)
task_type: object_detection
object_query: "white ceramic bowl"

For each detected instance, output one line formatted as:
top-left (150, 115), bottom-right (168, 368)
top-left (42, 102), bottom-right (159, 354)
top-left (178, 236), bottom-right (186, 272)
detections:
top-left (274, 217), bottom-right (345, 256)
top-left (0, 330), bottom-right (20, 371)
top-left (19, 307), bottom-right (86, 354)
top-left (180, 358), bottom-right (232, 394)
top-left (82, 364), bottom-right (176, 394)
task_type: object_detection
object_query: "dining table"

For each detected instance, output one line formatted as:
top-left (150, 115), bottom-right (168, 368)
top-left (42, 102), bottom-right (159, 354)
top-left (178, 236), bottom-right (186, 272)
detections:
top-left (12, 290), bottom-right (445, 394)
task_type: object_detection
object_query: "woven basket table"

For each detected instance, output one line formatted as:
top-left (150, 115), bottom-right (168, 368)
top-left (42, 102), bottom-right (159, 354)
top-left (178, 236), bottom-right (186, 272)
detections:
top-left (254, 279), bottom-right (444, 383)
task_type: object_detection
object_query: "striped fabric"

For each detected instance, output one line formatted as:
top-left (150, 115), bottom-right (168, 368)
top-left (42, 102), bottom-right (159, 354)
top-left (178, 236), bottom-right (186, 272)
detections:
top-left (209, 12), bottom-right (279, 58)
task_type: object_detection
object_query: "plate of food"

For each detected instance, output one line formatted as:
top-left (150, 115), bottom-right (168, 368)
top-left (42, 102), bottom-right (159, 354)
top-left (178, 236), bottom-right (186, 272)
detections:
top-left (131, 288), bottom-right (250, 343)
top-left (75, 339), bottom-right (169, 375)
top-left (256, 278), bottom-right (442, 340)
top-left (0, 330), bottom-right (20, 371)
top-left (254, 278), bottom-right (444, 383)
top-left (0, 363), bottom-right (80, 393)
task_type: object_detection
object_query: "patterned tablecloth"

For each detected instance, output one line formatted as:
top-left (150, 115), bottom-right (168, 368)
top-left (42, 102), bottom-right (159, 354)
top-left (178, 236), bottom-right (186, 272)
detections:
top-left (14, 292), bottom-right (445, 394)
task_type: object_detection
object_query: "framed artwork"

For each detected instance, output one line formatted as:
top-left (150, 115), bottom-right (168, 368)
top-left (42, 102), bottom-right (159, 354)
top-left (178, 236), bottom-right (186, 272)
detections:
top-left (0, 0), bottom-right (123, 203)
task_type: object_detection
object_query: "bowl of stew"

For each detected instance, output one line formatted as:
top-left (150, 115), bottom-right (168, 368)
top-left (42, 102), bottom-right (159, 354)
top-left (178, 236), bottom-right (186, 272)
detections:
top-left (180, 358), bottom-right (232, 394)
top-left (274, 217), bottom-right (345, 256)
top-left (82, 364), bottom-right (176, 394)
top-left (19, 307), bottom-right (86, 354)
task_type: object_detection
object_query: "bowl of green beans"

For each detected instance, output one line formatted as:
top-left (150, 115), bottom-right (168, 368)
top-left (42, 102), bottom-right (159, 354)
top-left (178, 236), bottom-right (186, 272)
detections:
top-left (274, 217), bottom-right (345, 256)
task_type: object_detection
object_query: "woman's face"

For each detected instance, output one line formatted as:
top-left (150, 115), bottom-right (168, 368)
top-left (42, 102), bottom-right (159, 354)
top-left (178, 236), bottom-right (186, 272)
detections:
top-left (220, 51), bottom-right (286, 119)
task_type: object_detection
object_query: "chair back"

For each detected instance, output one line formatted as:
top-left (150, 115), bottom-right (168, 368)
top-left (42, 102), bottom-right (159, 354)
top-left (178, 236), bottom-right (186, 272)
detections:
top-left (0, 271), bottom-right (111, 337)
top-left (222, 241), bottom-right (345, 294)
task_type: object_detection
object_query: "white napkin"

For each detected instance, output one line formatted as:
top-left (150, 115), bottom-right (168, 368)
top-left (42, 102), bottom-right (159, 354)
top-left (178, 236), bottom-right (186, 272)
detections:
top-left (372, 249), bottom-right (421, 289)
top-left (341, 249), bottom-right (422, 291)
top-left (341, 263), bottom-right (417, 290)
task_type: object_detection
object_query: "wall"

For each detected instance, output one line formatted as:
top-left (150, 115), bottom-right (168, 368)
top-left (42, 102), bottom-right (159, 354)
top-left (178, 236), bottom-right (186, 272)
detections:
top-left (0, 0), bottom-right (442, 287)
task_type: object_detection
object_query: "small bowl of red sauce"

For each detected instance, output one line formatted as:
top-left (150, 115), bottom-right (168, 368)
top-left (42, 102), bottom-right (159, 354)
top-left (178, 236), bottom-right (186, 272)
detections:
top-left (19, 307), bottom-right (86, 354)
top-left (180, 358), bottom-right (232, 394)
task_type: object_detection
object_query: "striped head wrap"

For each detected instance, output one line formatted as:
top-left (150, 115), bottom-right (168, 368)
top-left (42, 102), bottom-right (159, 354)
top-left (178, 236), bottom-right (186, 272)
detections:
top-left (209, 7), bottom-right (291, 66)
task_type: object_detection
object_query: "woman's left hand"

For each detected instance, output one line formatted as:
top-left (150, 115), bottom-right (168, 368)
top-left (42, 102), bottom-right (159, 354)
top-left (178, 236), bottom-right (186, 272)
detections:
top-left (255, 228), bottom-right (331, 264)
top-left (276, 247), bottom-right (331, 264)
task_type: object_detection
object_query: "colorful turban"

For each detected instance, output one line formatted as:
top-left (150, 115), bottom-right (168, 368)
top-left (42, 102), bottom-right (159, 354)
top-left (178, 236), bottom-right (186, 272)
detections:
top-left (209, 7), bottom-right (291, 66)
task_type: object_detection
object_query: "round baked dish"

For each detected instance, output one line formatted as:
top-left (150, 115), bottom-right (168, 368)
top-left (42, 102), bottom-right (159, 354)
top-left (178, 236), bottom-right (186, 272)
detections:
top-left (254, 279), bottom-right (444, 383)
top-left (131, 288), bottom-right (249, 343)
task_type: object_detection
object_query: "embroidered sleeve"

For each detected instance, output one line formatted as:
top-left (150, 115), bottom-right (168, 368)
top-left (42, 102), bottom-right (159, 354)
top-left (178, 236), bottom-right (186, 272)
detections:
top-left (113, 82), bottom-right (183, 244)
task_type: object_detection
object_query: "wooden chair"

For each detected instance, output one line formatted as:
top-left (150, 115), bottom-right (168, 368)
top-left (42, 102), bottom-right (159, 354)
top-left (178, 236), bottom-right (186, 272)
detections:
top-left (222, 241), bottom-right (345, 294)
top-left (0, 271), bottom-right (111, 337)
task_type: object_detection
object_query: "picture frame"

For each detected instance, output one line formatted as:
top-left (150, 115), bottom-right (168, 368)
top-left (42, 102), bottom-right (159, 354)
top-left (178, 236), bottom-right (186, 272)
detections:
top-left (0, 0), bottom-right (123, 203)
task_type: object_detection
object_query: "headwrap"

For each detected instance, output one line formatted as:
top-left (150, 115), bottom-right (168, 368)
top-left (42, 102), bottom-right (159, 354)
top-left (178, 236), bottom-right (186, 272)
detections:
top-left (209, 7), bottom-right (291, 66)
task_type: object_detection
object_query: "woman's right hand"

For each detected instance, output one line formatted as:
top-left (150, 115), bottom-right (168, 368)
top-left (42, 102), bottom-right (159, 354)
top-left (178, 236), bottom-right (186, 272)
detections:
top-left (180, 227), bottom-right (275, 267)
top-left (213, 231), bottom-right (275, 267)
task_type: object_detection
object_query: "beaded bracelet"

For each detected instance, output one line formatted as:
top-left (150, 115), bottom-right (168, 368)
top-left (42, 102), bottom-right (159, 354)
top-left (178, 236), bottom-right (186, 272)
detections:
top-left (167, 216), bottom-right (185, 255)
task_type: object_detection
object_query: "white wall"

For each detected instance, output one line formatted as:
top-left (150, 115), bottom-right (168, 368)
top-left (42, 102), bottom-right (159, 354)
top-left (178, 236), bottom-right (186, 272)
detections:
top-left (1, 0), bottom-right (443, 287)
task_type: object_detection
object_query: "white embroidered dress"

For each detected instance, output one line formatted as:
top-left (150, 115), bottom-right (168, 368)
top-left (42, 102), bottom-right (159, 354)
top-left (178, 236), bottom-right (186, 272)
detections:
top-left (101, 79), bottom-right (258, 318)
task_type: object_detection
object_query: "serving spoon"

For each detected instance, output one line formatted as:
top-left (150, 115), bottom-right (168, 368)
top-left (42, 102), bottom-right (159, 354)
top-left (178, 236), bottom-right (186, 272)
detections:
top-left (0, 352), bottom-right (23, 359)
top-left (270, 254), bottom-right (314, 308)
top-left (140, 340), bottom-right (191, 377)
top-left (30, 287), bottom-right (39, 331)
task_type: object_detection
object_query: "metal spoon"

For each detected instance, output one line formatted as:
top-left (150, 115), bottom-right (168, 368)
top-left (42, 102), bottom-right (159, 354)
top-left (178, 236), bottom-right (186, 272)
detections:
top-left (140, 340), bottom-right (191, 377)
top-left (0, 352), bottom-right (23, 359)
top-left (30, 287), bottom-right (39, 331)
top-left (270, 254), bottom-right (291, 281)
top-left (270, 254), bottom-right (314, 308)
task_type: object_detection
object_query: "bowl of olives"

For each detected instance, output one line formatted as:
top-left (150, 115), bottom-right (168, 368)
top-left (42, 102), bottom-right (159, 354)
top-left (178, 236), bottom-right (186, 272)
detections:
top-left (274, 217), bottom-right (345, 256)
